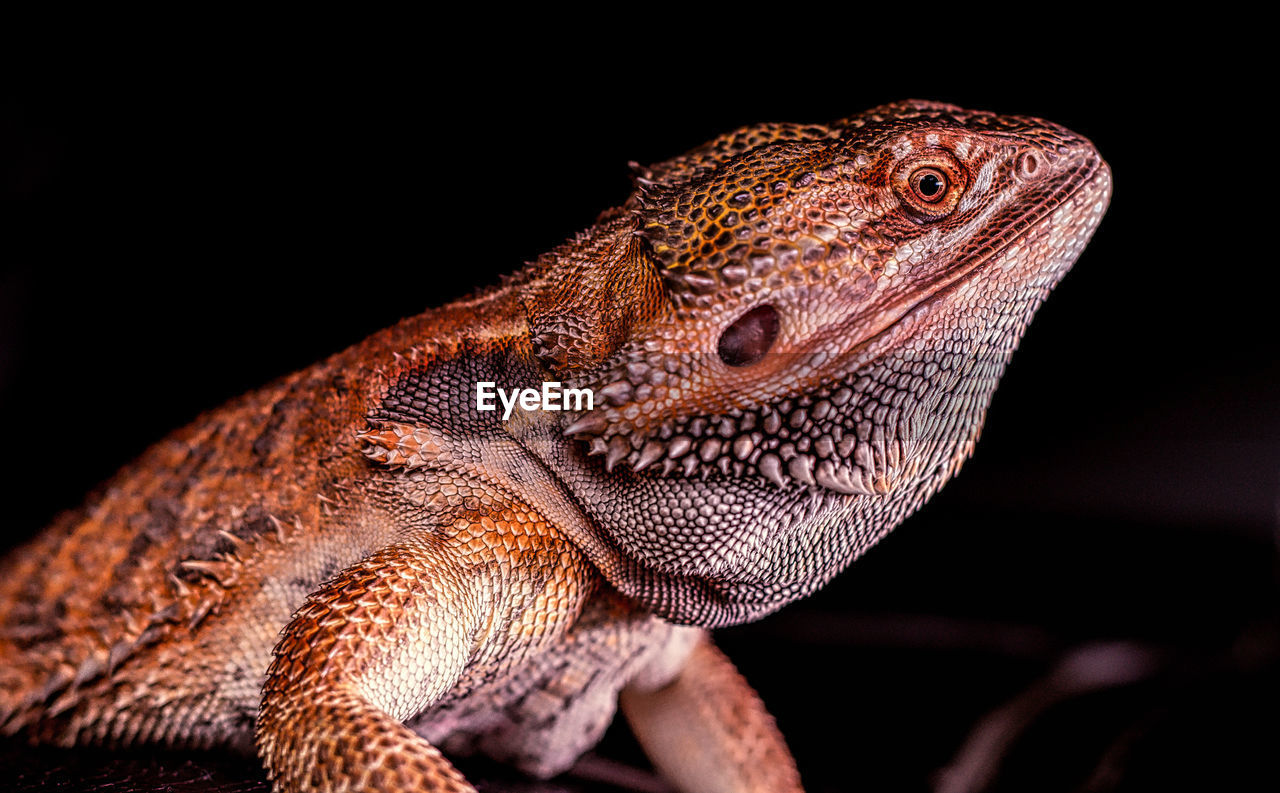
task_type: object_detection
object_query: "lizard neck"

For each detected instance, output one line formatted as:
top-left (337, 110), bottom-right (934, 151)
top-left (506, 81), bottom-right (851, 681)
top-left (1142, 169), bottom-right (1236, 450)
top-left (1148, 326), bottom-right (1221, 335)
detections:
top-left (507, 259), bottom-right (1058, 628)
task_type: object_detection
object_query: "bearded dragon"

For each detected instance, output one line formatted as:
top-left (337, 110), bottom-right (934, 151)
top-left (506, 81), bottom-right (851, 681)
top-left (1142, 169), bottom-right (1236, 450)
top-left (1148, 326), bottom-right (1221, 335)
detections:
top-left (0, 100), bottom-right (1111, 792)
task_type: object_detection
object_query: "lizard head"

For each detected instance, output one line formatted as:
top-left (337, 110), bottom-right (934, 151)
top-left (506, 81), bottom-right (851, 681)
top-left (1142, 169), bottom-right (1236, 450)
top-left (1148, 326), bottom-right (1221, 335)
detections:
top-left (529, 101), bottom-right (1111, 624)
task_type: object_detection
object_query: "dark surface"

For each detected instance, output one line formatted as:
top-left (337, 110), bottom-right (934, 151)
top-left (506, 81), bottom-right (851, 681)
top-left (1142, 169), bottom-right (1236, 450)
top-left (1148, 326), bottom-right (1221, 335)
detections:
top-left (2, 35), bottom-right (1275, 792)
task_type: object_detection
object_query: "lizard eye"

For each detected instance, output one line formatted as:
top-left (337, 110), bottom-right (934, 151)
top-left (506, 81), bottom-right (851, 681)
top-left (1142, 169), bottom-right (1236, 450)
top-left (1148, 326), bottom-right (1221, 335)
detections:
top-left (718, 304), bottom-right (779, 367)
top-left (893, 150), bottom-right (966, 222)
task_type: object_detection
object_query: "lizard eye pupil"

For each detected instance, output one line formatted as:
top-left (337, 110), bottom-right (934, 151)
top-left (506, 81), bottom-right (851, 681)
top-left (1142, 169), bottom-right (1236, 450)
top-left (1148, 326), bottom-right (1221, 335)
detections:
top-left (912, 169), bottom-right (947, 202)
top-left (718, 304), bottom-right (780, 367)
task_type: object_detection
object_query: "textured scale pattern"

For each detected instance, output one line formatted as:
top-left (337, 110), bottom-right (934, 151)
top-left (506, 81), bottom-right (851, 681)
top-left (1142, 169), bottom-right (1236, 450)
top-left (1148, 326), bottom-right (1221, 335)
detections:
top-left (0, 101), bottom-right (1109, 792)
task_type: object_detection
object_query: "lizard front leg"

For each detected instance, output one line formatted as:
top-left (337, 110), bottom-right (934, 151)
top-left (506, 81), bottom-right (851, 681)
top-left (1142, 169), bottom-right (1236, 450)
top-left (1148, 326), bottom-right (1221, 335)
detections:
top-left (255, 534), bottom-right (484, 793)
top-left (620, 633), bottom-right (805, 793)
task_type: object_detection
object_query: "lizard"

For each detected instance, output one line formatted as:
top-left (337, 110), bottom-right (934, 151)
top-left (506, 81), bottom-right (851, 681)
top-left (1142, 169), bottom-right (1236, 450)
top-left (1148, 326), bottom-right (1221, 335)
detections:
top-left (0, 100), bottom-right (1110, 792)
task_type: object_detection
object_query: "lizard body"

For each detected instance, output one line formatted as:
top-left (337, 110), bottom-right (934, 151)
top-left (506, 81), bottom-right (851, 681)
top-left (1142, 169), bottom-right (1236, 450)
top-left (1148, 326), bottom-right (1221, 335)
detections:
top-left (0, 101), bottom-right (1110, 792)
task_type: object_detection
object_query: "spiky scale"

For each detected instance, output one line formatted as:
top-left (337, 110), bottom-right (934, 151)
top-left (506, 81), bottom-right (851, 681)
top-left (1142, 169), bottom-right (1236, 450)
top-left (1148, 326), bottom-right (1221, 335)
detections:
top-left (605, 437), bottom-right (630, 472)
top-left (759, 454), bottom-right (786, 487)
top-left (634, 442), bottom-right (667, 472)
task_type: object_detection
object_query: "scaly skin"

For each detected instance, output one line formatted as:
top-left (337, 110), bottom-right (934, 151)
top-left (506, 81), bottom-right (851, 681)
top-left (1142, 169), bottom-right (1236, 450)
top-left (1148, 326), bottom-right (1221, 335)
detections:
top-left (0, 101), bottom-right (1110, 792)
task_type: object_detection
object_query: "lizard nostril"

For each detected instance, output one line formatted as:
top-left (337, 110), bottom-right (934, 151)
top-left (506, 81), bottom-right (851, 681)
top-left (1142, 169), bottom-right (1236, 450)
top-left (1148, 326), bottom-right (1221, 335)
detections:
top-left (1016, 150), bottom-right (1043, 180)
top-left (718, 304), bottom-right (780, 367)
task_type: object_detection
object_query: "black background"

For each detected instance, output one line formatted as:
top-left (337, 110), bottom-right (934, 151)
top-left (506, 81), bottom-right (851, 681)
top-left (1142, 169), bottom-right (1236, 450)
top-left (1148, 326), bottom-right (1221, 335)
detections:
top-left (2, 36), bottom-right (1275, 792)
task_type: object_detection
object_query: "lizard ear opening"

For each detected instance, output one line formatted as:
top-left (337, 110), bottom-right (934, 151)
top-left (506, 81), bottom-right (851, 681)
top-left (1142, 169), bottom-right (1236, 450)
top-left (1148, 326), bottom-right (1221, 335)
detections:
top-left (524, 217), bottom-right (666, 374)
top-left (718, 305), bottom-right (779, 367)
